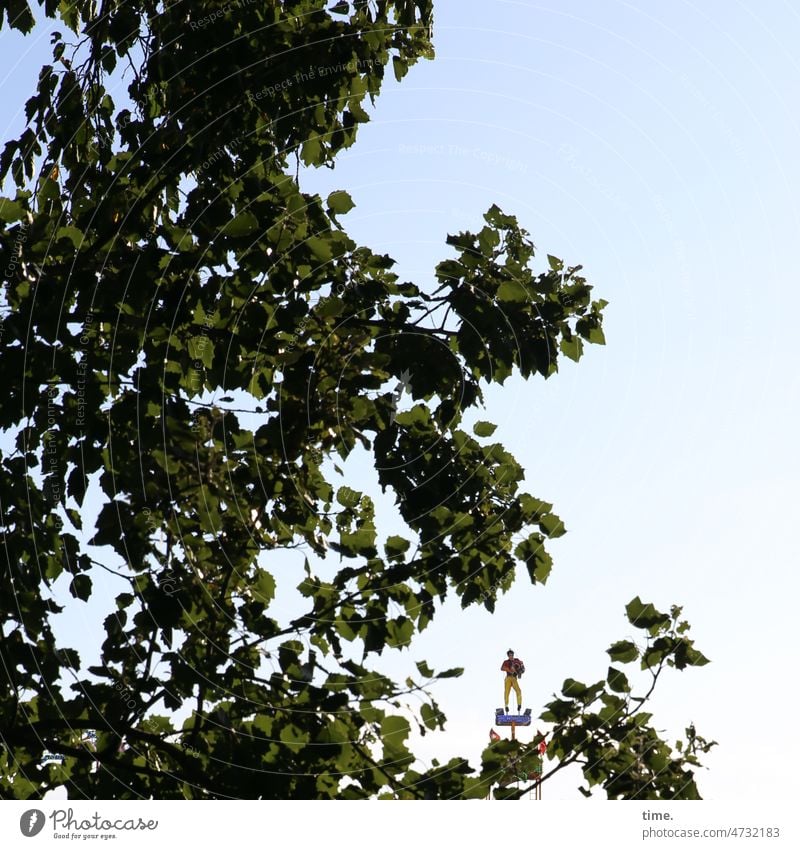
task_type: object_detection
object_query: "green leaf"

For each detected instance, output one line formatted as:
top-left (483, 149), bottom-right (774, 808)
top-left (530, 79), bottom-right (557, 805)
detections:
top-left (252, 569), bottom-right (276, 605)
top-left (436, 666), bottom-right (463, 679)
top-left (279, 724), bottom-right (309, 747)
top-left (420, 702), bottom-right (438, 731)
top-left (115, 593), bottom-right (134, 610)
top-left (59, 648), bottom-right (80, 669)
top-left (607, 640), bottom-right (639, 664)
top-left (478, 226), bottom-right (500, 254)
top-left (301, 135), bottom-right (322, 166)
top-left (532, 548), bottom-right (553, 583)
top-left (642, 645), bottom-right (667, 668)
top-left (339, 527), bottom-right (376, 555)
top-left (307, 235), bottom-right (333, 263)
top-left (588, 326), bottom-right (606, 345)
top-left (562, 678), bottom-right (588, 698)
top-left (606, 666), bottom-right (630, 693)
top-left (316, 298), bottom-right (345, 318)
top-left (385, 617), bottom-right (413, 648)
top-left (392, 56), bottom-right (408, 82)
top-left (518, 495), bottom-right (552, 519)
top-left (394, 404), bottom-right (431, 428)
top-left (496, 280), bottom-right (529, 302)
top-left (539, 513), bottom-right (566, 538)
top-left (336, 486), bottom-right (361, 508)
top-left (327, 190), bottom-right (355, 215)
top-left (221, 211), bottom-right (258, 238)
top-left (674, 639), bottom-right (711, 669)
top-left (0, 197), bottom-right (27, 222)
top-left (625, 597), bottom-right (670, 633)
top-left (384, 535), bottom-right (410, 558)
top-left (380, 715), bottom-right (411, 760)
top-left (415, 660), bottom-right (435, 678)
top-left (188, 335), bottom-right (214, 368)
top-left (57, 225), bottom-right (85, 248)
top-left (560, 336), bottom-right (583, 362)
top-left (484, 204), bottom-right (515, 229)
top-left (685, 646), bottom-right (710, 666)
top-left (38, 177), bottom-right (60, 203)
top-left (473, 421), bottom-right (497, 438)
top-left (69, 574), bottom-right (92, 602)
top-left (5, 0), bottom-right (35, 33)
top-left (516, 532), bottom-right (553, 584)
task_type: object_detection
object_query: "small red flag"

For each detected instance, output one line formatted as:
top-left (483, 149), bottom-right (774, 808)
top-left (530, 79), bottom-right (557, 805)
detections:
top-left (489, 729), bottom-right (501, 742)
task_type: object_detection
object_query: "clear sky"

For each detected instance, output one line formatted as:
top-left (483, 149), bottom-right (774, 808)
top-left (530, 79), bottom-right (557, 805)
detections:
top-left (2, 0), bottom-right (799, 801)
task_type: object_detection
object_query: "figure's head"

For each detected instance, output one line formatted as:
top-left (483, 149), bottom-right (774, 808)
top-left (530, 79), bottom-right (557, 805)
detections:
top-left (507, 649), bottom-right (514, 657)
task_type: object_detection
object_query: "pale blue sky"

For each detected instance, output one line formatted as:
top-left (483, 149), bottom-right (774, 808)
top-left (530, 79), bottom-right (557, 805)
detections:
top-left (296, 0), bottom-right (800, 800)
top-left (2, 1), bottom-right (799, 800)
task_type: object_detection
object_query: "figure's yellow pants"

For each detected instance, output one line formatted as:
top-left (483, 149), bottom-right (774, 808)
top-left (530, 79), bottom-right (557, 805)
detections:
top-left (504, 675), bottom-right (521, 708)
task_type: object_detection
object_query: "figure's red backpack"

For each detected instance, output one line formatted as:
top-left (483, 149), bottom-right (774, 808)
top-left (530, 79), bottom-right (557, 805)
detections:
top-left (512, 658), bottom-right (525, 677)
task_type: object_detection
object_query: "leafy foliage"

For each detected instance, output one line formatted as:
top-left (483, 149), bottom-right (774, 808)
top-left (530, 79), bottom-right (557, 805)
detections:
top-left (537, 601), bottom-right (713, 800)
top-left (416, 601), bottom-right (714, 801)
top-left (0, 1), bottom-right (711, 799)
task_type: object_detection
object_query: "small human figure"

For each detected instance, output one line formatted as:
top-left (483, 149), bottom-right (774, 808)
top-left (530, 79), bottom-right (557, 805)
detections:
top-left (500, 648), bottom-right (525, 713)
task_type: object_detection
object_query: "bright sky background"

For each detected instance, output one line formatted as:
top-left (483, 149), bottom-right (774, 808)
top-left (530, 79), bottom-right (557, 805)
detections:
top-left (3, 0), bottom-right (800, 801)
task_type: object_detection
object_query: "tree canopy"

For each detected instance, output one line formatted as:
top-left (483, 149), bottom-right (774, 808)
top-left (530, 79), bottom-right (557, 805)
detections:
top-left (0, 0), bottom-right (714, 799)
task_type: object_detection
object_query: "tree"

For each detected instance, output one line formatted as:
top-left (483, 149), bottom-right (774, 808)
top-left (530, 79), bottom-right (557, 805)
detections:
top-left (0, 0), bottom-right (714, 799)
